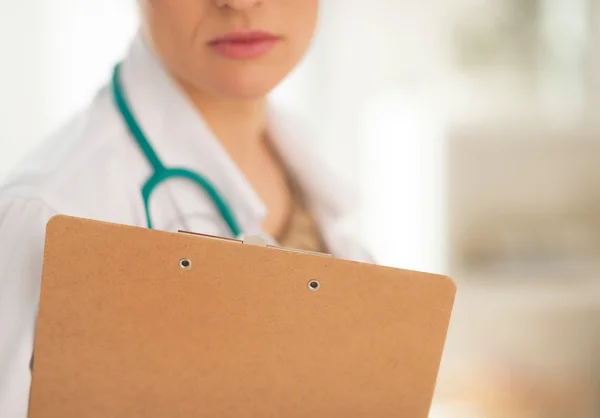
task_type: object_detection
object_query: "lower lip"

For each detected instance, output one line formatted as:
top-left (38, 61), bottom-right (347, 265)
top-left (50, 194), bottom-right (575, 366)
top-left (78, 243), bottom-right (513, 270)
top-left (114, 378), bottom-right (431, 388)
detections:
top-left (209, 38), bottom-right (279, 60)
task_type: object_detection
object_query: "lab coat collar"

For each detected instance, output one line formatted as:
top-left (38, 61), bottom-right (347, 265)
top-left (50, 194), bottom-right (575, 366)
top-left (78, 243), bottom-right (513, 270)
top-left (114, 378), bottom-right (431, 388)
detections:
top-left (118, 32), bottom-right (267, 235)
top-left (266, 107), bottom-right (370, 261)
top-left (266, 106), bottom-right (354, 222)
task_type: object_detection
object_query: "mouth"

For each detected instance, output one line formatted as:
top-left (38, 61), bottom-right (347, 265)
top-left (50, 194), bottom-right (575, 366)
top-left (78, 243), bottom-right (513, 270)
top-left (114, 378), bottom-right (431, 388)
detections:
top-left (207, 30), bottom-right (281, 60)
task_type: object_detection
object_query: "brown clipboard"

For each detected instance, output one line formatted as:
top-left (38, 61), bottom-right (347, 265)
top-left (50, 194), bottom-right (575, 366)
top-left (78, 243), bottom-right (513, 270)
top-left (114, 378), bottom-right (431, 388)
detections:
top-left (28, 215), bottom-right (456, 418)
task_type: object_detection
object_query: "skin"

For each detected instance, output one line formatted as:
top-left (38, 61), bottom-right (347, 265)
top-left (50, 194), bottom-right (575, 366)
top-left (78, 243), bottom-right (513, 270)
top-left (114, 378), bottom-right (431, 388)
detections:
top-left (138, 0), bottom-right (319, 236)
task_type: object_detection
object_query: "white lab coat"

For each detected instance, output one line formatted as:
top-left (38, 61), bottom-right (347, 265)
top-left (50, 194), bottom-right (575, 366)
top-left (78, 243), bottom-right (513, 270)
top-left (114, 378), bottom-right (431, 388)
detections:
top-left (0, 33), bottom-right (371, 416)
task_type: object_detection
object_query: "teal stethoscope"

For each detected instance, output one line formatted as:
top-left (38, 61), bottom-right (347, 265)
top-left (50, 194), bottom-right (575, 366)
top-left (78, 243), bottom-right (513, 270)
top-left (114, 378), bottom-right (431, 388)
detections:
top-left (110, 63), bottom-right (243, 237)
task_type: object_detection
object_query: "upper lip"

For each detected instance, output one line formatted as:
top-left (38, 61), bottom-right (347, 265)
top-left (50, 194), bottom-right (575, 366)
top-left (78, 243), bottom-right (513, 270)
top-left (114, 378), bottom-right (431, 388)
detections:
top-left (208, 30), bottom-right (280, 44)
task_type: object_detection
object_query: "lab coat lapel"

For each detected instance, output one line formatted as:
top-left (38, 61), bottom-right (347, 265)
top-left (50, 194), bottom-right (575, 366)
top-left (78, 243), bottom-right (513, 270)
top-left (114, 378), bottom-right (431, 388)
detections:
top-left (267, 104), bottom-right (374, 263)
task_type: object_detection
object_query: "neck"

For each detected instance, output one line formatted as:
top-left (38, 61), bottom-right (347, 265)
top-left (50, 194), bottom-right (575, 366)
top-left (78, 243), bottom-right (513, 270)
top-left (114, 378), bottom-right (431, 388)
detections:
top-left (183, 86), bottom-right (269, 163)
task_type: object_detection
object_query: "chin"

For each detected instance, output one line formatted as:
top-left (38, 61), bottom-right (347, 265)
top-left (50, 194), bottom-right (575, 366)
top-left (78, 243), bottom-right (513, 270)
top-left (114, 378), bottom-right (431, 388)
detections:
top-left (212, 77), bottom-right (285, 100)
top-left (218, 81), bottom-right (279, 100)
top-left (204, 66), bottom-right (291, 100)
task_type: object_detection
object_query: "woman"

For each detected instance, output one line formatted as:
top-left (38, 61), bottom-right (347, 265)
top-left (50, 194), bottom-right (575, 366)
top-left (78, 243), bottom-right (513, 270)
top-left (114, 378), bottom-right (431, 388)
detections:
top-left (0, 1), bottom-right (371, 416)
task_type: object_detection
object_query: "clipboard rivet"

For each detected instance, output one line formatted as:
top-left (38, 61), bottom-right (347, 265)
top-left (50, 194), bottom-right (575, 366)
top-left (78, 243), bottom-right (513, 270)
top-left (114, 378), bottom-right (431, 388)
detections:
top-left (179, 258), bottom-right (192, 270)
top-left (308, 280), bottom-right (320, 291)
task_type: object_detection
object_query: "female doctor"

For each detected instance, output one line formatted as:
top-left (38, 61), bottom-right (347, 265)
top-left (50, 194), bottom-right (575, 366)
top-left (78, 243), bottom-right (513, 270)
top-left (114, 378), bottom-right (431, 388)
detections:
top-left (0, 0), bottom-right (371, 416)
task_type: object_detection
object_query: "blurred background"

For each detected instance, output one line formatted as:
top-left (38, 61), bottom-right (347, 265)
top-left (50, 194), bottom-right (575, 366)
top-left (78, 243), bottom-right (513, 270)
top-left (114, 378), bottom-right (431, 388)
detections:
top-left (2, 0), bottom-right (600, 416)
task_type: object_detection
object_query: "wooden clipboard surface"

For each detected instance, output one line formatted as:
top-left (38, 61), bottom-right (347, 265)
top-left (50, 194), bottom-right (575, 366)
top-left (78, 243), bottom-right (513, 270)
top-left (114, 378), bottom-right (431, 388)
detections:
top-left (29, 215), bottom-right (456, 418)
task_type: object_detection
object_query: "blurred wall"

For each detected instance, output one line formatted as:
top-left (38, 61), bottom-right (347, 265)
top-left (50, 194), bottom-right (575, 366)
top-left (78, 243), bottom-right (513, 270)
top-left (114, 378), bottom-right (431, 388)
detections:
top-left (0, 0), bottom-right (138, 180)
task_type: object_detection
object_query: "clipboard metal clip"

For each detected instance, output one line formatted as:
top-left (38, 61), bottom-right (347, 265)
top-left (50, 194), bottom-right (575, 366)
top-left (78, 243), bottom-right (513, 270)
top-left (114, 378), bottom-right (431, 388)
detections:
top-left (177, 231), bottom-right (268, 247)
top-left (178, 231), bottom-right (332, 258)
top-left (242, 235), bottom-right (332, 258)
top-left (242, 236), bottom-right (269, 247)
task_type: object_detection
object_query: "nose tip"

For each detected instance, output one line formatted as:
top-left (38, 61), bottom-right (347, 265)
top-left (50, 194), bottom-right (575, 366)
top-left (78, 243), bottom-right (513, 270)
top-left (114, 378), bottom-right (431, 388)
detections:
top-left (215, 0), bottom-right (263, 11)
